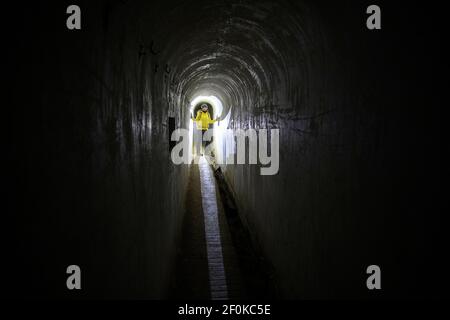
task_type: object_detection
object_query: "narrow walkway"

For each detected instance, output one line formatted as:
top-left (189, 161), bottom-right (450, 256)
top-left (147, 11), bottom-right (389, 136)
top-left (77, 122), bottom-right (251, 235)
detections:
top-left (171, 156), bottom-right (245, 299)
top-left (170, 155), bottom-right (277, 300)
top-left (199, 156), bottom-right (228, 299)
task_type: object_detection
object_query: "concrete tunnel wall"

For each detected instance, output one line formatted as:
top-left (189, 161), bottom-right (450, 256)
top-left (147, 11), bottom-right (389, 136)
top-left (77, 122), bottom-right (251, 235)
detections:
top-left (7, 1), bottom-right (192, 298)
top-left (161, 0), bottom-right (401, 298)
top-left (4, 0), bottom-right (444, 298)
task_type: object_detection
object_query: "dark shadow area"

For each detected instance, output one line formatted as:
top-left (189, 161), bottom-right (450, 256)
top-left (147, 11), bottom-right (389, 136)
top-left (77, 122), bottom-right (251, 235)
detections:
top-left (1, 0), bottom-right (446, 299)
top-left (170, 165), bottom-right (210, 299)
top-left (214, 167), bottom-right (278, 299)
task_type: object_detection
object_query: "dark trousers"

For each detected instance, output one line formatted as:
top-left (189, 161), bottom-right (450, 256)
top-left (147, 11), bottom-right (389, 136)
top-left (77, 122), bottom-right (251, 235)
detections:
top-left (196, 129), bottom-right (211, 155)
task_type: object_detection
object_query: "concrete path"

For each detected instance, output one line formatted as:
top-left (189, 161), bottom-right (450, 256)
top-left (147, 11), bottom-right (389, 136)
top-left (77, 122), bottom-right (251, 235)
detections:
top-left (171, 156), bottom-right (245, 299)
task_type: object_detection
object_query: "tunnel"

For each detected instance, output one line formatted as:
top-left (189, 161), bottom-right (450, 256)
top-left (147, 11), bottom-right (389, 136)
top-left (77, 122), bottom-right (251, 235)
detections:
top-left (3, 0), bottom-right (445, 299)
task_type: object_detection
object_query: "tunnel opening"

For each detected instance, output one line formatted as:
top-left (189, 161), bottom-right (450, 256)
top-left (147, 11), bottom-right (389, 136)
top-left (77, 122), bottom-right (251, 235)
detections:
top-left (6, 0), bottom-right (443, 300)
top-left (188, 94), bottom-right (228, 160)
top-left (192, 102), bottom-right (214, 119)
top-left (161, 0), bottom-right (328, 298)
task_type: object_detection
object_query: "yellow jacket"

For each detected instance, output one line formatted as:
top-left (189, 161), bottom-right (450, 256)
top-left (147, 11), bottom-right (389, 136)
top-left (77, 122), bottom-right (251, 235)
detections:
top-left (193, 110), bottom-right (216, 130)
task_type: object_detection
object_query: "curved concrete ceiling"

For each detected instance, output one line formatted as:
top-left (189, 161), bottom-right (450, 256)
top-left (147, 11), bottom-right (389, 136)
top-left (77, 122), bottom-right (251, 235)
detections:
top-left (155, 0), bottom-right (322, 124)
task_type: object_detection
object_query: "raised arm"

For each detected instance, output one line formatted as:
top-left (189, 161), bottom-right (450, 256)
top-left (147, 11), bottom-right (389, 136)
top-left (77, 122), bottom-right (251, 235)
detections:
top-left (207, 112), bottom-right (217, 124)
top-left (193, 110), bottom-right (201, 121)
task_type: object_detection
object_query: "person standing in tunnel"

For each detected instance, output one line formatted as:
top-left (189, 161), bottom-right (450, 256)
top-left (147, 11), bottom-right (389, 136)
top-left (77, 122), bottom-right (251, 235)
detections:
top-left (192, 104), bottom-right (217, 156)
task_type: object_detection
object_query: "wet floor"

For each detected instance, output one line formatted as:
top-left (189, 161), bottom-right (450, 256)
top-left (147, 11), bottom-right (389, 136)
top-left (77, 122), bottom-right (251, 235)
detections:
top-left (199, 156), bottom-right (229, 299)
top-left (171, 156), bottom-right (275, 300)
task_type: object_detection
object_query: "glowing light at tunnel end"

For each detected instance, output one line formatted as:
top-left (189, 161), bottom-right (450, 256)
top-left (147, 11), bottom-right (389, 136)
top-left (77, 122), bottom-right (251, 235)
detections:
top-left (170, 94), bottom-right (279, 175)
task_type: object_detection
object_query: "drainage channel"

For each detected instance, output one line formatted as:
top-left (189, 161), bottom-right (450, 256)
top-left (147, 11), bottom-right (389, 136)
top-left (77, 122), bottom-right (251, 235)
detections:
top-left (198, 156), bottom-right (228, 300)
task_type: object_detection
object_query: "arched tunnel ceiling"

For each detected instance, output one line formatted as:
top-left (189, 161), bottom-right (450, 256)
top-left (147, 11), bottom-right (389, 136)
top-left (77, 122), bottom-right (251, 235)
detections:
top-left (4, 0), bottom-right (443, 300)
top-left (153, 0), bottom-right (323, 122)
